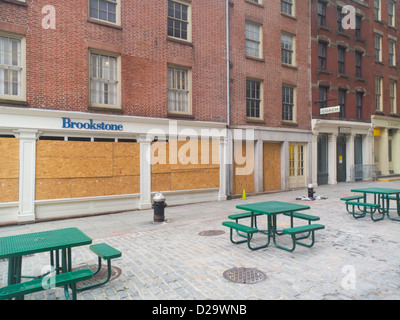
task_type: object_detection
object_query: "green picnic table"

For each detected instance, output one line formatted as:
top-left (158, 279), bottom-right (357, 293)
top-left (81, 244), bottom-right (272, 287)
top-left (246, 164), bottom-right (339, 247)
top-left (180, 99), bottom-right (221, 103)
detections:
top-left (347, 187), bottom-right (400, 221)
top-left (222, 201), bottom-right (325, 252)
top-left (0, 227), bottom-right (92, 300)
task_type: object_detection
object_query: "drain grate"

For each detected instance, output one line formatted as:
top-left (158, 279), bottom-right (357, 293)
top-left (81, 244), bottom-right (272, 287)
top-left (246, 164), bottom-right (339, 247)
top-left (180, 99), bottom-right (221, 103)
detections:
top-left (223, 267), bottom-right (267, 284)
top-left (73, 264), bottom-right (122, 288)
top-left (198, 230), bottom-right (225, 236)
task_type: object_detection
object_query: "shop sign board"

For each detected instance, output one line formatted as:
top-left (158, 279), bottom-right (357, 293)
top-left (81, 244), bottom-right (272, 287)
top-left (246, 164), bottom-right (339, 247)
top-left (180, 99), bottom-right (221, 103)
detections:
top-left (62, 117), bottom-right (123, 131)
top-left (320, 105), bottom-right (340, 115)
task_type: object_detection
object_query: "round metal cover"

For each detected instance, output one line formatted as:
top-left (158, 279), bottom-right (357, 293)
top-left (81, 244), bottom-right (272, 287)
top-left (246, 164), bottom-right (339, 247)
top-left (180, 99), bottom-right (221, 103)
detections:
top-left (73, 264), bottom-right (122, 288)
top-left (223, 267), bottom-right (266, 284)
top-left (198, 230), bottom-right (225, 236)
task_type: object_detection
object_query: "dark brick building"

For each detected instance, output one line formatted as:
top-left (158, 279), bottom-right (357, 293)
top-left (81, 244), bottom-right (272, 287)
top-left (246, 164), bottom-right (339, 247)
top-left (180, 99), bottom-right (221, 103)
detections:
top-left (311, 0), bottom-right (400, 186)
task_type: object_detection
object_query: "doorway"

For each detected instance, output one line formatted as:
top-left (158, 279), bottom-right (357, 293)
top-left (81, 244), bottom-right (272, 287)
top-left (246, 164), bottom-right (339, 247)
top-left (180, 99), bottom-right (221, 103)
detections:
top-left (263, 142), bottom-right (281, 191)
top-left (288, 143), bottom-right (306, 188)
top-left (337, 135), bottom-right (346, 182)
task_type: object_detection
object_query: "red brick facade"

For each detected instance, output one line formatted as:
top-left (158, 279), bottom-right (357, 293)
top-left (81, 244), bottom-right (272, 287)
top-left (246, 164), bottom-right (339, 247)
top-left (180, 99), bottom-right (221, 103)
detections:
top-left (229, 0), bottom-right (311, 130)
top-left (0, 0), bottom-right (228, 122)
top-left (311, 0), bottom-right (400, 120)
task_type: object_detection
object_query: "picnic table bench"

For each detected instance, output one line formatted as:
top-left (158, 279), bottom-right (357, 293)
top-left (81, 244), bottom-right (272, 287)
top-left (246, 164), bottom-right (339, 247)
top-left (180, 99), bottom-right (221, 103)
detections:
top-left (0, 269), bottom-right (93, 300)
top-left (223, 201), bottom-right (325, 252)
top-left (342, 188), bottom-right (400, 222)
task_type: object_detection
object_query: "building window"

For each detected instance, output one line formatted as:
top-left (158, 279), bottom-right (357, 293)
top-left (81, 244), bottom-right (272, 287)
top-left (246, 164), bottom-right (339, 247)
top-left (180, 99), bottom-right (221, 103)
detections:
top-left (337, 7), bottom-right (344, 32)
top-left (355, 15), bottom-right (362, 38)
top-left (319, 86), bottom-right (328, 110)
top-left (338, 89), bottom-right (346, 118)
top-left (245, 22), bottom-right (262, 58)
top-left (90, 52), bottom-right (119, 108)
top-left (89, 0), bottom-right (119, 24)
top-left (317, 1), bottom-right (326, 26)
top-left (374, 35), bottom-right (382, 62)
top-left (250, 0), bottom-right (262, 3)
top-left (355, 51), bottom-right (362, 77)
top-left (167, 0), bottom-right (191, 41)
top-left (246, 79), bottom-right (262, 119)
top-left (168, 66), bottom-right (191, 114)
top-left (318, 42), bottom-right (327, 70)
top-left (281, 33), bottom-right (294, 65)
top-left (375, 77), bottom-right (383, 111)
top-left (0, 34), bottom-right (25, 101)
top-left (338, 46), bottom-right (346, 74)
top-left (282, 85), bottom-right (295, 121)
top-left (374, 0), bottom-right (381, 21)
top-left (389, 1), bottom-right (395, 27)
top-left (356, 92), bottom-right (363, 119)
top-left (389, 40), bottom-right (396, 66)
top-left (390, 80), bottom-right (397, 114)
top-left (281, 0), bottom-right (294, 15)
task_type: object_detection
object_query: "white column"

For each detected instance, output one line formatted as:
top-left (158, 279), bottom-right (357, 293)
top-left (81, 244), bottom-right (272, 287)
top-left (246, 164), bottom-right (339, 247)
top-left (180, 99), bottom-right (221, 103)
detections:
top-left (311, 133), bottom-right (319, 186)
top-left (139, 134), bottom-right (152, 209)
top-left (281, 140), bottom-right (289, 191)
top-left (14, 129), bottom-right (38, 224)
top-left (254, 139), bottom-right (263, 193)
top-left (346, 133), bottom-right (355, 182)
top-left (379, 128), bottom-right (389, 176)
top-left (363, 127), bottom-right (374, 165)
top-left (393, 129), bottom-right (400, 174)
top-left (328, 133), bottom-right (338, 185)
top-left (218, 136), bottom-right (227, 201)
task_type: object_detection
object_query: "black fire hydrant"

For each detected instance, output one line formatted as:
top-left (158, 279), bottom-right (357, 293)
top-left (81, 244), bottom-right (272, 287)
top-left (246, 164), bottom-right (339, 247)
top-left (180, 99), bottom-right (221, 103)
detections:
top-left (152, 192), bottom-right (167, 222)
top-left (307, 184), bottom-right (315, 200)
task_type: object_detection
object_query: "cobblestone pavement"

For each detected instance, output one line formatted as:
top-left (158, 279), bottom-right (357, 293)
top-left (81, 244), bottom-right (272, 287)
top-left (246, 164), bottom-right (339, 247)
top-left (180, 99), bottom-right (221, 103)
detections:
top-left (1, 180), bottom-right (400, 301)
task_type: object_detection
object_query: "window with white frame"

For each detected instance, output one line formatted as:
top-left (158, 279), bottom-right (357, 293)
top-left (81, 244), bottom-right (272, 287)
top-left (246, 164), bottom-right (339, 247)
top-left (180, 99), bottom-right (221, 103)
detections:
top-left (281, 33), bottom-right (295, 65)
top-left (89, 0), bottom-right (120, 25)
top-left (246, 79), bottom-right (262, 119)
top-left (0, 34), bottom-right (25, 101)
top-left (90, 52), bottom-right (119, 108)
top-left (245, 21), bottom-right (262, 58)
top-left (390, 80), bottom-right (397, 114)
top-left (389, 40), bottom-right (396, 66)
top-left (374, 0), bottom-right (381, 21)
top-left (389, 1), bottom-right (395, 27)
top-left (281, 0), bottom-right (294, 15)
top-left (167, 0), bottom-right (191, 41)
top-left (375, 77), bottom-right (383, 111)
top-left (168, 66), bottom-right (191, 114)
top-left (374, 35), bottom-right (382, 62)
top-left (282, 85), bottom-right (295, 121)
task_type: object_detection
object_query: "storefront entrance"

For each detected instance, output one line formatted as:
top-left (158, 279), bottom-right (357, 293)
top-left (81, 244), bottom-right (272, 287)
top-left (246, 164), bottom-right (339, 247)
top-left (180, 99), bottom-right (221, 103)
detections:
top-left (337, 135), bottom-right (346, 182)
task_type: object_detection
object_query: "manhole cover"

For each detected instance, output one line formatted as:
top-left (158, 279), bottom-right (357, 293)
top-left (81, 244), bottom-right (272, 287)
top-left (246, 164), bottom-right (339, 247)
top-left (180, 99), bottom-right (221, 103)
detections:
top-left (198, 230), bottom-right (225, 236)
top-left (223, 267), bottom-right (267, 284)
top-left (73, 264), bottom-right (122, 288)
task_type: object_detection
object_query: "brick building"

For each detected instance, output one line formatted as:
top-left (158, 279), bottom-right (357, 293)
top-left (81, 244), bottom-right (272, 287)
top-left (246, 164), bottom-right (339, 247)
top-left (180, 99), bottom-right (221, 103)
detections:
top-left (311, 0), bottom-right (400, 186)
top-left (228, 0), bottom-right (312, 194)
top-left (0, 0), bottom-right (229, 224)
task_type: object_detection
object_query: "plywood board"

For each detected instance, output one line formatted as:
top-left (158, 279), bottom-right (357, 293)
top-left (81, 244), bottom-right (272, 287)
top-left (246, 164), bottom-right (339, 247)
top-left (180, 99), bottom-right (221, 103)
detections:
top-left (35, 179), bottom-right (71, 201)
top-left (36, 140), bottom-right (113, 159)
top-left (36, 141), bottom-right (114, 178)
top-left (233, 141), bottom-right (254, 195)
top-left (0, 139), bottom-right (19, 179)
top-left (36, 158), bottom-right (114, 179)
top-left (0, 179), bottom-right (18, 203)
top-left (71, 176), bottom-right (140, 198)
top-left (171, 168), bottom-right (219, 191)
top-left (151, 173), bottom-right (171, 192)
top-left (263, 143), bottom-right (281, 191)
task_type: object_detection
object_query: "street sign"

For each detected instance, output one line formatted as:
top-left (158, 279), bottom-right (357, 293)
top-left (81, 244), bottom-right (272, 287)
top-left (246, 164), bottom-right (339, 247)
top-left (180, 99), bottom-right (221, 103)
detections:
top-left (320, 105), bottom-right (340, 115)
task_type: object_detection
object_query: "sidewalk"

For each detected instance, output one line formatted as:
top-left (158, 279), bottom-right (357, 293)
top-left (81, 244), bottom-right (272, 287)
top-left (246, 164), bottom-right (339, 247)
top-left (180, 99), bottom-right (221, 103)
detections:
top-left (1, 180), bottom-right (400, 300)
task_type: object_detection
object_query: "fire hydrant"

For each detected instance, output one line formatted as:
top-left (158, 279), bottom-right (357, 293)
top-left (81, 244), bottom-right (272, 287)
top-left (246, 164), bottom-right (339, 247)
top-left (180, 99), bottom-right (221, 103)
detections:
top-left (307, 184), bottom-right (315, 200)
top-left (152, 192), bottom-right (167, 222)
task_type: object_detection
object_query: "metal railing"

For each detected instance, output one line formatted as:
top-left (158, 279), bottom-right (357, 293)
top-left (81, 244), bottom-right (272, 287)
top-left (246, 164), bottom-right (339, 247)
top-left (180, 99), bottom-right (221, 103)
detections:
top-left (349, 164), bottom-right (378, 182)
